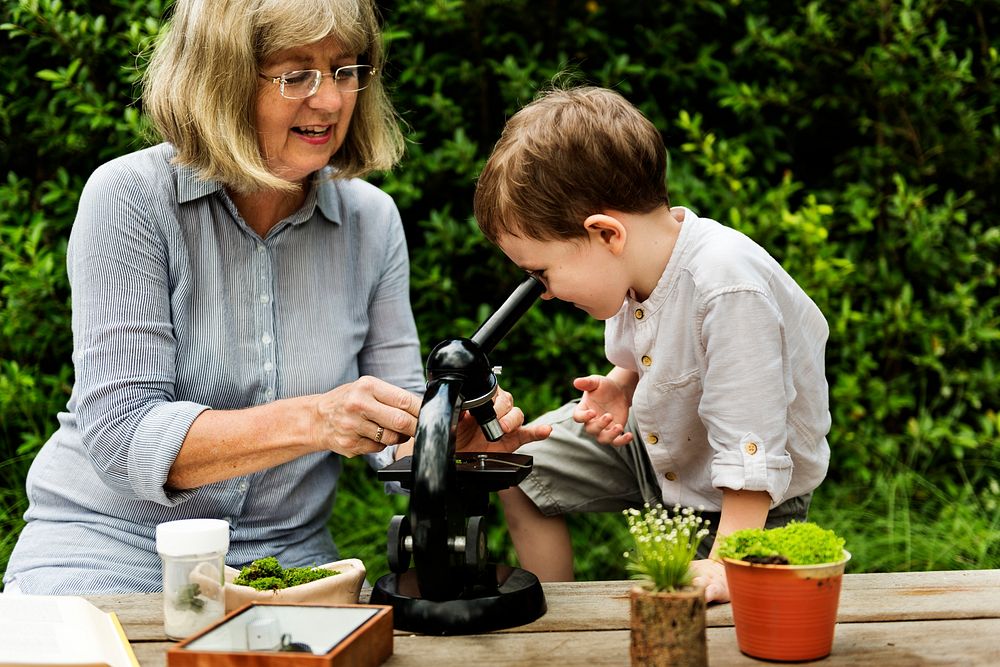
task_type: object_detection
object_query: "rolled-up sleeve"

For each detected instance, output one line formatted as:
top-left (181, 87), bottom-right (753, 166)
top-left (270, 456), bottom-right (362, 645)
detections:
top-left (70, 161), bottom-right (207, 504)
top-left (699, 288), bottom-right (794, 506)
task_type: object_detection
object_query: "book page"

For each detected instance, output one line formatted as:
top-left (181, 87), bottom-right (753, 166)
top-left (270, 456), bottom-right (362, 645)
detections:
top-left (0, 596), bottom-right (137, 667)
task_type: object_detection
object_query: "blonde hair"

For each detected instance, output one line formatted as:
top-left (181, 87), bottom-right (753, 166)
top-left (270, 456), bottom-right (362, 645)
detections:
top-left (474, 86), bottom-right (669, 243)
top-left (143, 0), bottom-right (403, 192)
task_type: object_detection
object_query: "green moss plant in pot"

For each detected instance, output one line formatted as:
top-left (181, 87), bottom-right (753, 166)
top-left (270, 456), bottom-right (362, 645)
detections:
top-left (219, 556), bottom-right (366, 612)
top-left (717, 522), bottom-right (850, 662)
top-left (624, 504), bottom-right (711, 667)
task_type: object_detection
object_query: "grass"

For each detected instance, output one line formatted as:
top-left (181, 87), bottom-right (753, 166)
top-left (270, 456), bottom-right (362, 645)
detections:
top-left (810, 470), bottom-right (1000, 573)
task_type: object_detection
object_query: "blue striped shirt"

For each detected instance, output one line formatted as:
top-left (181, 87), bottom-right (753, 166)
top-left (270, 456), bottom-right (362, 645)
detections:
top-left (4, 143), bottom-right (424, 594)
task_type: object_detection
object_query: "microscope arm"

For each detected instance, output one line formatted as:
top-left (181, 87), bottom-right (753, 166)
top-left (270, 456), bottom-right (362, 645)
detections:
top-left (409, 378), bottom-right (464, 600)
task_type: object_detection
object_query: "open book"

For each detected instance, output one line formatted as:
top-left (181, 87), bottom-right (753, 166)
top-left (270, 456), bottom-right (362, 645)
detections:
top-left (0, 595), bottom-right (139, 667)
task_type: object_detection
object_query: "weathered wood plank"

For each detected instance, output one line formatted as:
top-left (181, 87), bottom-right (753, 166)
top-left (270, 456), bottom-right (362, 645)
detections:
top-left (131, 642), bottom-right (170, 667)
top-left (709, 618), bottom-right (1000, 667)
top-left (837, 569), bottom-right (1000, 622)
top-left (385, 618), bottom-right (1000, 666)
top-left (90, 593), bottom-right (165, 640)
top-left (94, 570), bottom-right (1000, 666)
top-left (130, 619), bottom-right (1000, 667)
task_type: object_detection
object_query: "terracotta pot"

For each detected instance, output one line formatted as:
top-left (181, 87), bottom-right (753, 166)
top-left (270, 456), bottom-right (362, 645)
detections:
top-left (723, 550), bottom-right (851, 661)
top-left (629, 586), bottom-right (707, 667)
top-left (220, 558), bottom-right (366, 613)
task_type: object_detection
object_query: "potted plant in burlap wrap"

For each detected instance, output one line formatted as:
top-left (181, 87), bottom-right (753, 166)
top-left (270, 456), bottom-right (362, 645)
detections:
top-left (624, 504), bottom-right (711, 667)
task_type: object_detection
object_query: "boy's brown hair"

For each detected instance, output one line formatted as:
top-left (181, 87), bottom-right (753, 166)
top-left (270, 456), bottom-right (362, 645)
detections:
top-left (474, 86), bottom-right (670, 243)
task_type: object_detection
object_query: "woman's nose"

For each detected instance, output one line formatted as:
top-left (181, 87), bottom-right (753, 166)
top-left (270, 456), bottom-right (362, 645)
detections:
top-left (308, 77), bottom-right (344, 109)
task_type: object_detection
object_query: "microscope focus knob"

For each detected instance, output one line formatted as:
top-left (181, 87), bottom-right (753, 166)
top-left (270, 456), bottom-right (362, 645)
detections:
top-left (387, 514), bottom-right (412, 574)
top-left (465, 515), bottom-right (487, 574)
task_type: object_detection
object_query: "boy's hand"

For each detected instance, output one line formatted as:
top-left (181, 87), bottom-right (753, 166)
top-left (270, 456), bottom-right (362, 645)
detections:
top-left (572, 375), bottom-right (633, 446)
top-left (690, 558), bottom-right (729, 603)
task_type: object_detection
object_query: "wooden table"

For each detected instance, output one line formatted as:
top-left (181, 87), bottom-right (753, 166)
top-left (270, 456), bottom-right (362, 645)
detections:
top-left (90, 569), bottom-right (1000, 666)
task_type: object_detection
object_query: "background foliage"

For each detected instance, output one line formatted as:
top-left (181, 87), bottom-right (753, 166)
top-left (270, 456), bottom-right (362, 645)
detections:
top-left (1, 0), bottom-right (998, 586)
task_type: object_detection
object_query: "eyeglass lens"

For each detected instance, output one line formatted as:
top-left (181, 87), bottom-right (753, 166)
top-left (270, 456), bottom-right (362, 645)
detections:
top-left (280, 66), bottom-right (373, 98)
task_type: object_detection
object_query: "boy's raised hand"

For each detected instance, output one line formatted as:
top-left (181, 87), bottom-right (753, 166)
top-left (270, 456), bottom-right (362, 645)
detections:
top-left (572, 375), bottom-right (633, 446)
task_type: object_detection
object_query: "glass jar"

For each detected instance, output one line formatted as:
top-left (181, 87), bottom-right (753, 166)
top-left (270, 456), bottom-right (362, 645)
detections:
top-left (155, 518), bottom-right (230, 640)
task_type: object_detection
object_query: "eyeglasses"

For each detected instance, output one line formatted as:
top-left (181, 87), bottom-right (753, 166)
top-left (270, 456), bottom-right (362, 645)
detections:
top-left (258, 65), bottom-right (376, 99)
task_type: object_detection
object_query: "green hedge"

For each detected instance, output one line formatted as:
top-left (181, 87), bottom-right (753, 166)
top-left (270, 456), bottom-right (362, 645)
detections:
top-left (2, 0), bottom-right (998, 582)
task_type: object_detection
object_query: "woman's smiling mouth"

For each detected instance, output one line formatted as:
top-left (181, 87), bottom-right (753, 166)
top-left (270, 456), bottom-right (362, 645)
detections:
top-left (293, 125), bottom-right (333, 143)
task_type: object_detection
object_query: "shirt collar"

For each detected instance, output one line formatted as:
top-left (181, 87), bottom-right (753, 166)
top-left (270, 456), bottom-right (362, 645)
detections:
top-left (176, 163), bottom-right (342, 227)
top-left (176, 163), bottom-right (222, 204)
top-left (314, 168), bottom-right (343, 226)
top-left (629, 206), bottom-right (696, 313)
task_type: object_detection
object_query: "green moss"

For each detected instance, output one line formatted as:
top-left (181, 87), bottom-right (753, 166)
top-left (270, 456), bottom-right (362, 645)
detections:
top-left (284, 566), bottom-right (339, 587)
top-left (233, 557), bottom-right (340, 591)
top-left (717, 522), bottom-right (846, 565)
top-left (233, 556), bottom-right (283, 583)
top-left (242, 576), bottom-right (287, 591)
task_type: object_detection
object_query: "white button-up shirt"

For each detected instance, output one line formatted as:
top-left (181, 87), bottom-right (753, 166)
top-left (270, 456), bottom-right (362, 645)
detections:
top-left (605, 208), bottom-right (831, 510)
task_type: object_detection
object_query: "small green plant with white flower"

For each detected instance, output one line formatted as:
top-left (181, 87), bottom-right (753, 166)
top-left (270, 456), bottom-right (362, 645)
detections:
top-left (623, 504), bottom-right (711, 592)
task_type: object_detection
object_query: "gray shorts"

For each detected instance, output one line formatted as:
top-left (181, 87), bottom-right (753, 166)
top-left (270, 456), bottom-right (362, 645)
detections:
top-left (517, 401), bottom-right (811, 558)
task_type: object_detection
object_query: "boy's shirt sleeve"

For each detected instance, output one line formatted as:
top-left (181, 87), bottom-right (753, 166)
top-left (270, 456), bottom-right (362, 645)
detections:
top-left (697, 287), bottom-right (794, 507)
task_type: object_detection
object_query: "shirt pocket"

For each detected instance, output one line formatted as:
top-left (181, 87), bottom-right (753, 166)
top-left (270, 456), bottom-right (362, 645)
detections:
top-left (639, 369), bottom-right (707, 466)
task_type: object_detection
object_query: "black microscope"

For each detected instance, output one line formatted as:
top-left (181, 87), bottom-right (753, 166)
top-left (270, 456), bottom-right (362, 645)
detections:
top-left (370, 275), bottom-right (548, 635)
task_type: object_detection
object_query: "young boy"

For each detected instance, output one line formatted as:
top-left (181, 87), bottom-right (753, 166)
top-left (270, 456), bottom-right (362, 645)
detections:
top-left (473, 86), bottom-right (831, 603)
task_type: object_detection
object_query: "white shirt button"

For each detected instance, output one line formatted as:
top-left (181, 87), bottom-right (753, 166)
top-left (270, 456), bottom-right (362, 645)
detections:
top-left (260, 294), bottom-right (270, 303)
top-left (261, 334), bottom-right (272, 344)
top-left (263, 361), bottom-right (274, 372)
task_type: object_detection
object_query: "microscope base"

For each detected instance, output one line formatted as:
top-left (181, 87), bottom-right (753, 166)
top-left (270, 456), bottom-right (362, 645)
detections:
top-left (370, 564), bottom-right (546, 635)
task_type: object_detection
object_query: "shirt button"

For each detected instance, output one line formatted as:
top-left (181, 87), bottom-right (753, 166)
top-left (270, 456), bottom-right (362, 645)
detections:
top-left (745, 442), bottom-right (759, 455)
top-left (263, 361), bottom-right (274, 372)
top-left (664, 472), bottom-right (678, 482)
top-left (261, 334), bottom-right (272, 345)
top-left (260, 294), bottom-right (270, 303)
top-left (635, 308), bottom-right (644, 320)
top-left (238, 481), bottom-right (249, 492)
top-left (257, 244), bottom-right (266, 253)
top-left (641, 355), bottom-right (652, 366)
top-left (647, 434), bottom-right (659, 445)
top-left (266, 389), bottom-right (275, 400)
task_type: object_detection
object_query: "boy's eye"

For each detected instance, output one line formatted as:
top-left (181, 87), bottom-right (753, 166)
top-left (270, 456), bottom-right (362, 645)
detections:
top-left (527, 270), bottom-right (548, 286)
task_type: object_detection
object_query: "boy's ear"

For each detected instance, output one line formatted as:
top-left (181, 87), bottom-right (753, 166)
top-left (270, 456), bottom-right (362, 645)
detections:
top-left (583, 213), bottom-right (626, 254)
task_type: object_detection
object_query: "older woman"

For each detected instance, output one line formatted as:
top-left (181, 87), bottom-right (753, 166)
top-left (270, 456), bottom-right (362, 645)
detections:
top-left (3, 0), bottom-right (548, 595)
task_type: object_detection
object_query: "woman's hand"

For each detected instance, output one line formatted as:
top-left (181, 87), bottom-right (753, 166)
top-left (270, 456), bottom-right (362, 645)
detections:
top-left (313, 376), bottom-right (421, 457)
top-left (454, 387), bottom-right (552, 454)
top-left (571, 375), bottom-right (633, 446)
top-left (690, 558), bottom-right (730, 603)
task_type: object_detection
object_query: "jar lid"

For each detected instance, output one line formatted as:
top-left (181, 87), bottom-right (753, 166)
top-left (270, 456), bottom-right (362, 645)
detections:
top-left (156, 518), bottom-right (230, 557)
